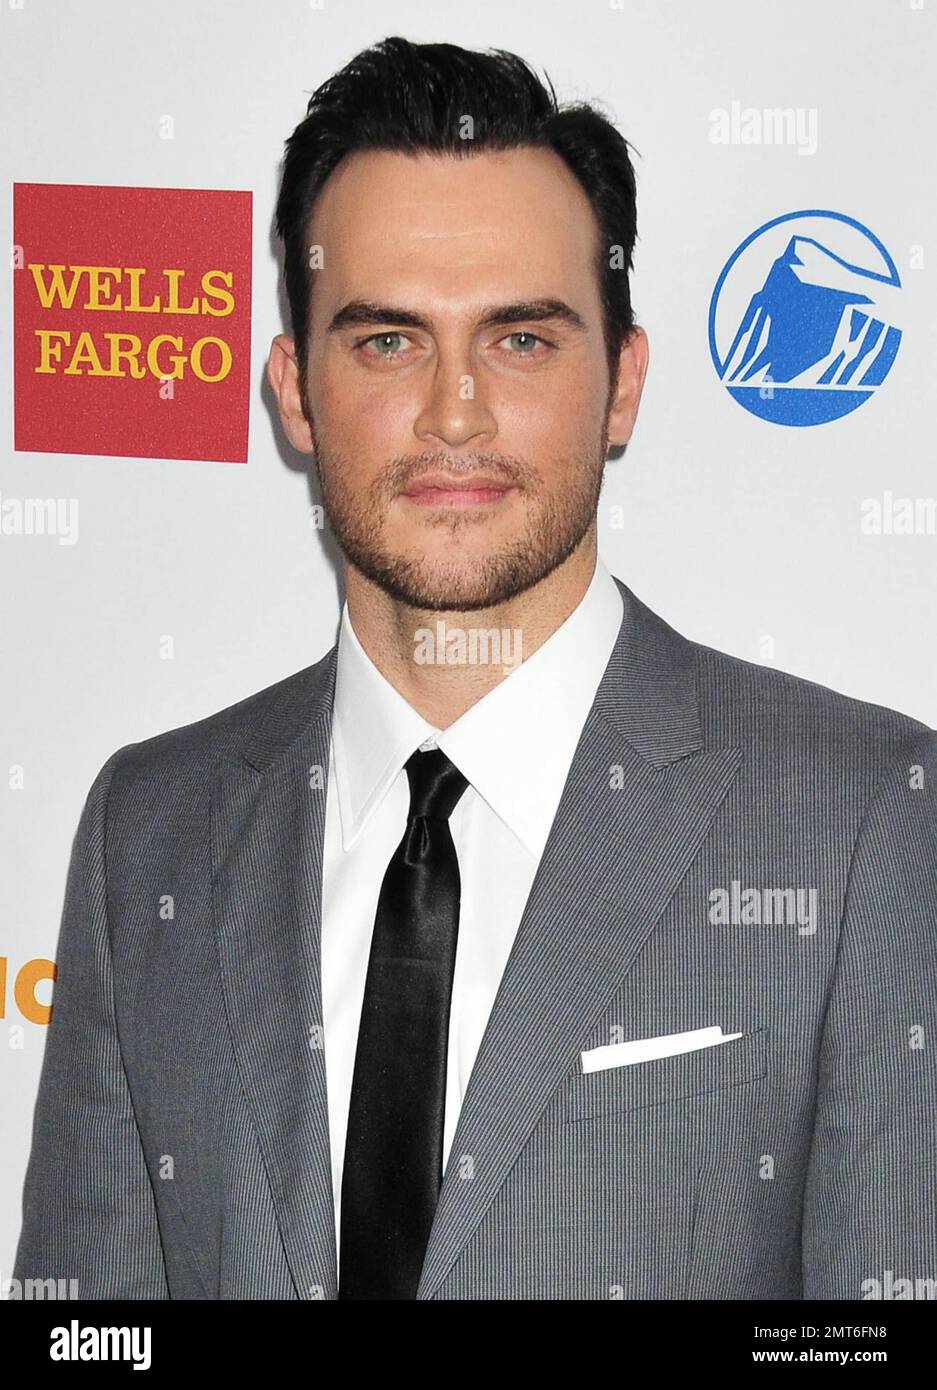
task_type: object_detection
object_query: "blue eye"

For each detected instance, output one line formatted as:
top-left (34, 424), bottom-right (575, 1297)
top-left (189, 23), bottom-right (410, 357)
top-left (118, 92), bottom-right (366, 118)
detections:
top-left (505, 331), bottom-right (544, 352)
top-left (367, 332), bottom-right (406, 355)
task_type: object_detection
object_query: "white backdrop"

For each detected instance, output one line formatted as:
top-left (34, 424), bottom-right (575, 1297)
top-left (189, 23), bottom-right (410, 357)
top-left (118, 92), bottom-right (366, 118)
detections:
top-left (2, 0), bottom-right (935, 1280)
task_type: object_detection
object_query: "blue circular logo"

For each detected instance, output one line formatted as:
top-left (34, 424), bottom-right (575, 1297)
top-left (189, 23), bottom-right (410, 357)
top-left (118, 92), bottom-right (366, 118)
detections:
top-left (709, 210), bottom-right (902, 426)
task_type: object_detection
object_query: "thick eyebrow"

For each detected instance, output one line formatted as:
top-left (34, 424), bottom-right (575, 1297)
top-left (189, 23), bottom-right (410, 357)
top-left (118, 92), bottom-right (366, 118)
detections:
top-left (326, 298), bottom-right (587, 335)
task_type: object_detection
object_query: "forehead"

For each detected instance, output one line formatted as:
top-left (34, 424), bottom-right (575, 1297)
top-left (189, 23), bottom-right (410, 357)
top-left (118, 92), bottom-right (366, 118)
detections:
top-left (306, 146), bottom-right (602, 311)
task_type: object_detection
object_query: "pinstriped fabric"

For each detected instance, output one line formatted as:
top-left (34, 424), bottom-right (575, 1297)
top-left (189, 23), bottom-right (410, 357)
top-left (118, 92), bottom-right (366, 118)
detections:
top-left (415, 731), bottom-right (745, 1297)
top-left (13, 581), bottom-right (937, 1300)
top-left (13, 751), bottom-right (170, 1299)
top-left (210, 738), bottom-right (338, 1299)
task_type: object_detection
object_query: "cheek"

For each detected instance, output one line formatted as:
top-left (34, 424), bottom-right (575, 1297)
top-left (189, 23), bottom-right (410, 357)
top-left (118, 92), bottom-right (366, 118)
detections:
top-left (318, 368), bottom-right (421, 447)
top-left (496, 371), bottom-right (605, 448)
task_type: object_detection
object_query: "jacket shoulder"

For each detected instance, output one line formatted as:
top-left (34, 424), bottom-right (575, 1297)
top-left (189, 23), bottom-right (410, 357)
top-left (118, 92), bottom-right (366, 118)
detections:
top-left (101, 648), bottom-right (336, 794)
top-left (693, 636), bottom-right (934, 774)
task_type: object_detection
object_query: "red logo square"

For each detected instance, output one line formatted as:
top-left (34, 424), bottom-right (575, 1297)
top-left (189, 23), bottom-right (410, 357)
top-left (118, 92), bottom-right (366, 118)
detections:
top-left (13, 183), bottom-right (252, 463)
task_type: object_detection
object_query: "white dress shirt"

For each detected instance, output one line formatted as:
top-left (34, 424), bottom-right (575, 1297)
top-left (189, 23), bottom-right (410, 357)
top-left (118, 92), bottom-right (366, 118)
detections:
top-left (320, 555), bottom-right (624, 1262)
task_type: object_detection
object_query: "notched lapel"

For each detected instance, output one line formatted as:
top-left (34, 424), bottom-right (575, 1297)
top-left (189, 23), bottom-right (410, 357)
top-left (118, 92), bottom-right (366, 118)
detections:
top-left (416, 581), bottom-right (744, 1299)
top-left (203, 583), bottom-right (741, 1303)
top-left (211, 652), bottom-right (339, 1300)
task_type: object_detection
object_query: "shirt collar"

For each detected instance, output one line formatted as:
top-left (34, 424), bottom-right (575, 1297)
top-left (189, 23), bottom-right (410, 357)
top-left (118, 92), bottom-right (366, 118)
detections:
top-left (331, 555), bottom-right (625, 855)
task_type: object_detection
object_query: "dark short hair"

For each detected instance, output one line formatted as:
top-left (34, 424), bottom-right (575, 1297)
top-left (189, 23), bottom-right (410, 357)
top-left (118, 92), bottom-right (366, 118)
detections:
top-left (274, 36), bottom-right (638, 389)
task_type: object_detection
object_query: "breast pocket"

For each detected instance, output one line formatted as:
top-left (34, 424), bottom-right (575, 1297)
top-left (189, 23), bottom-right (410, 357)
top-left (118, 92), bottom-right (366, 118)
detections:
top-left (565, 1026), bottom-right (769, 1122)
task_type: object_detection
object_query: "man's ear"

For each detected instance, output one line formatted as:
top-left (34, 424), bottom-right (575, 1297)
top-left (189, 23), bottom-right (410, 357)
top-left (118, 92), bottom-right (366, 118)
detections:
top-left (606, 326), bottom-right (649, 449)
top-left (266, 334), bottom-right (317, 455)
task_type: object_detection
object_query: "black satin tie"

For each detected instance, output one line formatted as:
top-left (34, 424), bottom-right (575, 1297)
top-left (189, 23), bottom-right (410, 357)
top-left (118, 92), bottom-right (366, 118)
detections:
top-left (338, 747), bottom-right (469, 1300)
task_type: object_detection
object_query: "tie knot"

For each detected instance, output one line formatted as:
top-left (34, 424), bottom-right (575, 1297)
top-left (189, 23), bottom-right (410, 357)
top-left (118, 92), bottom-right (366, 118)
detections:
top-left (404, 748), bottom-right (468, 822)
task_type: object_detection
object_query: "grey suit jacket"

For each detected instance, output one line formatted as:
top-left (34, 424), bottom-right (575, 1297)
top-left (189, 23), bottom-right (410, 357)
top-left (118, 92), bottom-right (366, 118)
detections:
top-left (13, 578), bottom-right (937, 1299)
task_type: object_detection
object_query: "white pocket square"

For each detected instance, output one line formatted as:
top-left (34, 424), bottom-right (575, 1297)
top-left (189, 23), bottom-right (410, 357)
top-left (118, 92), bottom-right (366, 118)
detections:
top-left (580, 1026), bottom-right (743, 1074)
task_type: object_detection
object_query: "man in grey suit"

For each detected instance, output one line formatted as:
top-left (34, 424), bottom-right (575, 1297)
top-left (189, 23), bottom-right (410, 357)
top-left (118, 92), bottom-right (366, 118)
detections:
top-left (14, 37), bottom-right (937, 1300)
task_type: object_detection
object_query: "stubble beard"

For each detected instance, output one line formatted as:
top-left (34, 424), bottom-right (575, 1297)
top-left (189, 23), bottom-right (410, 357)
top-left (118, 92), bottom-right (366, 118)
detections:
top-left (310, 432), bottom-right (609, 613)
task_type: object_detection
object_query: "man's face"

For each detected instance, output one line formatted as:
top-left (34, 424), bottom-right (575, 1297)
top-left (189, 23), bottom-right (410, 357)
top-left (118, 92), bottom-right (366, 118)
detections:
top-left (272, 146), bottom-right (646, 610)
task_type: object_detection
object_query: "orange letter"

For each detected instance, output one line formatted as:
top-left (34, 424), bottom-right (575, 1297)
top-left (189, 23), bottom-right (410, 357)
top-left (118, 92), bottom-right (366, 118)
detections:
top-left (15, 958), bottom-right (56, 1026)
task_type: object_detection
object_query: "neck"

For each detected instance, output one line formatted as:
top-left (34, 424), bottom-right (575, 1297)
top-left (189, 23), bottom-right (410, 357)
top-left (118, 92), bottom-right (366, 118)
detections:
top-left (344, 532), bottom-right (598, 729)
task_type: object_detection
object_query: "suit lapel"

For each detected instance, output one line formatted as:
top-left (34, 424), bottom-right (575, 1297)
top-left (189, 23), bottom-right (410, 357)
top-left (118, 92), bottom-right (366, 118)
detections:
top-left (211, 651), bottom-right (339, 1299)
top-left (415, 581), bottom-right (744, 1298)
top-left (208, 581), bottom-right (742, 1302)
